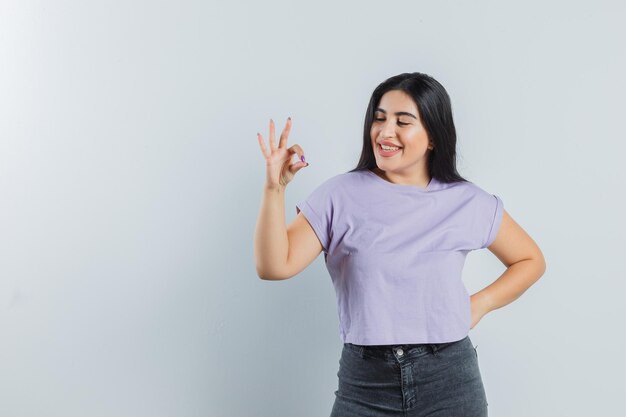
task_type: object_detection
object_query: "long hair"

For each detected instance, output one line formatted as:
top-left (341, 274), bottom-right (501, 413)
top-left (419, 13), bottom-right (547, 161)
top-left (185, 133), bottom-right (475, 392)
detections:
top-left (348, 72), bottom-right (468, 184)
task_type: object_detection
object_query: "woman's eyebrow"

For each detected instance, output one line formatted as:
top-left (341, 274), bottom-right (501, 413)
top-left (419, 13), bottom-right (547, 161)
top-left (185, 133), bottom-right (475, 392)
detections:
top-left (374, 108), bottom-right (417, 119)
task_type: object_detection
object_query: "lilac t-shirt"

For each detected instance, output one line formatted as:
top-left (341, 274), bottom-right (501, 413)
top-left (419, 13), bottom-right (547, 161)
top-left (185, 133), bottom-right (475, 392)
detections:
top-left (295, 169), bottom-right (504, 345)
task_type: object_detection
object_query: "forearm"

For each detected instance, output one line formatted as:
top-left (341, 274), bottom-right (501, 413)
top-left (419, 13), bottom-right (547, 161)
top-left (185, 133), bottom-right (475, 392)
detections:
top-left (254, 184), bottom-right (289, 279)
top-left (474, 257), bottom-right (546, 313)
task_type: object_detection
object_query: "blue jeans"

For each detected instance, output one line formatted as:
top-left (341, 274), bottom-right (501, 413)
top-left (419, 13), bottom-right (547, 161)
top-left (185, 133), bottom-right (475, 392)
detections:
top-left (330, 335), bottom-right (488, 417)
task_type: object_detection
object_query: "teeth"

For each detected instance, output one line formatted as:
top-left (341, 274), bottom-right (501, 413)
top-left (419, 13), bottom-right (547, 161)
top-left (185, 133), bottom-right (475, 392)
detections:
top-left (381, 144), bottom-right (400, 151)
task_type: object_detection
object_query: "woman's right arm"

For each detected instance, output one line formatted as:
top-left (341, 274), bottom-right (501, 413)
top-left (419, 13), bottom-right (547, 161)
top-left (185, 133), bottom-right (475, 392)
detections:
top-left (254, 185), bottom-right (323, 280)
top-left (254, 184), bottom-right (289, 279)
top-left (253, 118), bottom-right (322, 280)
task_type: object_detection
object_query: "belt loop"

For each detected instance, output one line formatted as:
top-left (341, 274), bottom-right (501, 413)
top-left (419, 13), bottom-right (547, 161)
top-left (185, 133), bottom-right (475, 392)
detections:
top-left (358, 345), bottom-right (365, 358)
top-left (430, 344), bottom-right (439, 356)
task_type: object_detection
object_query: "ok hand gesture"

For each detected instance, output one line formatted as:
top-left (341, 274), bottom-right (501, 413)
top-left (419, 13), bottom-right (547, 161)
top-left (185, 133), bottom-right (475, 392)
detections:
top-left (257, 117), bottom-right (308, 190)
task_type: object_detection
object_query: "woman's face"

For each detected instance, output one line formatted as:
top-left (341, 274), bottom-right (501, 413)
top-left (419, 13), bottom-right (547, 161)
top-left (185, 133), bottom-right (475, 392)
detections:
top-left (370, 90), bottom-right (433, 180)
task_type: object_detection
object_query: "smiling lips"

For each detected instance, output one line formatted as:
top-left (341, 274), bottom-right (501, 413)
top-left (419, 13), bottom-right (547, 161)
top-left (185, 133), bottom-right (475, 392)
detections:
top-left (377, 143), bottom-right (402, 156)
top-left (378, 140), bottom-right (402, 148)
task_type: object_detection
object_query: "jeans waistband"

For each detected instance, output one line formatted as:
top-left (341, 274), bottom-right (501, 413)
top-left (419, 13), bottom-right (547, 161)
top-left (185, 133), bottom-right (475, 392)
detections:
top-left (345, 335), bottom-right (468, 358)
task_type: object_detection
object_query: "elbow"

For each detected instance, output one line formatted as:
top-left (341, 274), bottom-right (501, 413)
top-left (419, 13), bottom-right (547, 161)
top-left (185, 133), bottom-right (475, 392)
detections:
top-left (256, 266), bottom-right (289, 281)
top-left (256, 266), bottom-right (273, 281)
top-left (255, 258), bottom-right (274, 280)
top-left (510, 249), bottom-right (546, 279)
top-left (538, 247), bottom-right (547, 272)
top-left (258, 274), bottom-right (279, 281)
top-left (532, 250), bottom-right (547, 278)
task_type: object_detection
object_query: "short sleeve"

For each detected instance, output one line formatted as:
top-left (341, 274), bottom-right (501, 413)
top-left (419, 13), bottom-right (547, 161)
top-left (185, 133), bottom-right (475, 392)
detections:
top-left (480, 194), bottom-right (504, 249)
top-left (295, 179), bottom-right (336, 254)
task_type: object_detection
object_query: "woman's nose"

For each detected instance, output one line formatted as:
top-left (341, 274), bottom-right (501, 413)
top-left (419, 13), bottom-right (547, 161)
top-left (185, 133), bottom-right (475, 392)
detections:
top-left (381, 121), bottom-right (396, 138)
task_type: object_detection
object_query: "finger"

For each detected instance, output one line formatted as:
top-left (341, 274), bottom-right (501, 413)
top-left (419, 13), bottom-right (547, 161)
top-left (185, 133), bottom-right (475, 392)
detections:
top-left (287, 144), bottom-right (305, 163)
top-left (257, 133), bottom-right (269, 159)
top-left (288, 159), bottom-right (309, 175)
top-left (278, 117), bottom-right (292, 149)
top-left (269, 118), bottom-right (276, 151)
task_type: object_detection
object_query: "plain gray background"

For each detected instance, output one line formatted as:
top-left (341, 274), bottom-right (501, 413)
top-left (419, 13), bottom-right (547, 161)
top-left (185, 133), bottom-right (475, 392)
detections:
top-left (1, 1), bottom-right (624, 416)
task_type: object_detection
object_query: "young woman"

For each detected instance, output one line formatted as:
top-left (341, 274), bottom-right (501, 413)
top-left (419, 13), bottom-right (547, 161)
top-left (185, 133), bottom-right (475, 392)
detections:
top-left (254, 72), bottom-right (546, 417)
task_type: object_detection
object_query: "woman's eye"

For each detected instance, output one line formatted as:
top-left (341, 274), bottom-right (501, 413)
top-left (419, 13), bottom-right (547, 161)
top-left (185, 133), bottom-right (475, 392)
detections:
top-left (374, 118), bottom-right (408, 126)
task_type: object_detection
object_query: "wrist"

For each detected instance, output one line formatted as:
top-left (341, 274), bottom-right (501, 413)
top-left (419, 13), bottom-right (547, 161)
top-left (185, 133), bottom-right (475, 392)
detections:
top-left (471, 290), bottom-right (493, 314)
top-left (264, 183), bottom-right (285, 193)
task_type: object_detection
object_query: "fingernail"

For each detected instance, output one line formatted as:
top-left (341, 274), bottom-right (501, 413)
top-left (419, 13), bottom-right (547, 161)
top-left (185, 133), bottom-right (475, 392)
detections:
top-left (288, 116), bottom-right (291, 121)
top-left (301, 155), bottom-right (306, 162)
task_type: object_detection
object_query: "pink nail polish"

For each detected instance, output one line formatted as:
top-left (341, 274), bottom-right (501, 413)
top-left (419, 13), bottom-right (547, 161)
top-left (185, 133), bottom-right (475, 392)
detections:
top-left (301, 155), bottom-right (306, 162)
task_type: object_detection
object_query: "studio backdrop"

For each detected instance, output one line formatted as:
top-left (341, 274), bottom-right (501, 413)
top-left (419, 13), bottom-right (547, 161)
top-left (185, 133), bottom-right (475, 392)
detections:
top-left (0, 1), bottom-right (624, 416)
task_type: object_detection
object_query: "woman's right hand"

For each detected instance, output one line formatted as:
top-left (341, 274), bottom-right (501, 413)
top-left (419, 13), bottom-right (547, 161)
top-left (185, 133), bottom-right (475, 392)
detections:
top-left (257, 117), bottom-right (308, 190)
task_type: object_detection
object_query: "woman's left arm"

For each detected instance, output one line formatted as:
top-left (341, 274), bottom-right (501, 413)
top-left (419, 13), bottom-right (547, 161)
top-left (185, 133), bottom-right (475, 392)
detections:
top-left (471, 210), bottom-right (547, 324)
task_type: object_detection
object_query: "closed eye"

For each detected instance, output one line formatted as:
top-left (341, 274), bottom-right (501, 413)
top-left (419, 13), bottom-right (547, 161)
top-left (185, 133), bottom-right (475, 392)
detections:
top-left (373, 118), bottom-right (408, 126)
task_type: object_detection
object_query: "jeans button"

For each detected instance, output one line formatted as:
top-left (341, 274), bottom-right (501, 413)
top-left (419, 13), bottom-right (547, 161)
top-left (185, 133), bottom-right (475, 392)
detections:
top-left (396, 348), bottom-right (404, 356)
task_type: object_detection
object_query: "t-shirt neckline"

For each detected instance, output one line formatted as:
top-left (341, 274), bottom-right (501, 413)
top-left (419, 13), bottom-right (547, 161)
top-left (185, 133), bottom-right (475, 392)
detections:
top-left (364, 169), bottom-right (436, 192)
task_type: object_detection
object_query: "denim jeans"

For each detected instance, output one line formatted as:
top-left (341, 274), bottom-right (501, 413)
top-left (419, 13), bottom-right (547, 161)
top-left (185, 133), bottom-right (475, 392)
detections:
top-left (330, 335), bottom-right (488, 417)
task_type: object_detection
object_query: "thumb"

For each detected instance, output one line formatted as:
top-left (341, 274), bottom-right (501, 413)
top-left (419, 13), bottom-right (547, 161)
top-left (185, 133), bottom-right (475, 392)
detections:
top-left (290, 160), bottom-right (309, 175)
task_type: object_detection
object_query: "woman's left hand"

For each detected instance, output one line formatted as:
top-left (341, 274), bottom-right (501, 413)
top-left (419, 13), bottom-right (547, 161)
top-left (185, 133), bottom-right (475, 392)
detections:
top-left (470, 293), bottom-right (491, 329)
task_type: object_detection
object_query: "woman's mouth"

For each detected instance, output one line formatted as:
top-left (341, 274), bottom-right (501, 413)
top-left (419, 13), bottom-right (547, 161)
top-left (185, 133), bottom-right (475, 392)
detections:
top-left (377, 143), bottom-right (402, 157)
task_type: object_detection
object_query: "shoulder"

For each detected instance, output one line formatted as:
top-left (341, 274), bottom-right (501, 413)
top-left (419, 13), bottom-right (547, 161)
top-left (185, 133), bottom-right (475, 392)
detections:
top-left (465, 180), bottom-right (502, 202)
top-left (443, 179), bottom-right (497, 198)
top-left (459, 181), bottom-right (504, 222)
top-left (312, 170), bottom-right (364, 191)
top-left (436, 180), bottom-right (503, 218)
top-left (330, 170), bottom-right (364, 183)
